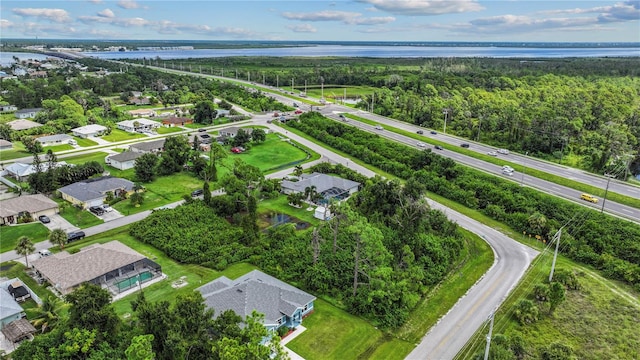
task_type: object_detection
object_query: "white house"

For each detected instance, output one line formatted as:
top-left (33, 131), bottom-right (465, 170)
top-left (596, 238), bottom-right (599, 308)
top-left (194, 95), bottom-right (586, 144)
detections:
top-left (14, 108), bottom-right (43, 119)
top-left (72, 124), bottom-right (108, 138)
top-left (0, 139), bottom-right (13, 150)
top-left (116, 119), bottom-right (161, 133)
top-left (107, 151), bottom-right (145, 170)
top-left (0, 105), bottom-right (17, 113)
top-left (35, 134), bottom-right (73, 146)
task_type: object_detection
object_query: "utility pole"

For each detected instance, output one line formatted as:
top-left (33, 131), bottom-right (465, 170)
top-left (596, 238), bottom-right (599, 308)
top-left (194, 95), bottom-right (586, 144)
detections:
top-left (235, 69), bottom-right (238, 79)
top-left (549, 228), bottom-right (562, 282)
top-left (263, 72), bottom-right (265, 84)
top-left (291, 78), bottom-right (294, 92)
top-left (477, 116), bottom-right (482, 142)
top-left (601, 173), bottom-right (613, 213)
top-left (483, 311), bottom-right (495, 360)
top-left (248, 72), bottom-right (250, 82)
top-left (521, 152), bottom-right (528, 186)
top-left (276, 74), bottom-right (279, 88)
top-left (442, 109), bottom-right (448, 134)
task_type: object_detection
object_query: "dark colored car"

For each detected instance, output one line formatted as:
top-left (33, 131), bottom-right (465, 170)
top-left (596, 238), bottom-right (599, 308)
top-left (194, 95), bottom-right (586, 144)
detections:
top-left (191, 189), bottom-right (204, 197)
top-left (67, 231), bottom-right (85, 243)
top-left (430, 131), bottom-right (438, 135)
top-left (198, 128), bottom-right (207, 132)
top-left (89, 206), bottom-right (105, 215)
top-left (434, 145), bottom-right (444, 150)
top-left (460, 143), bottom-right (470, 148)
top-left (38, 215), bottom-right (51, 223)
top-left (416, 130), bottom-right (424, 134)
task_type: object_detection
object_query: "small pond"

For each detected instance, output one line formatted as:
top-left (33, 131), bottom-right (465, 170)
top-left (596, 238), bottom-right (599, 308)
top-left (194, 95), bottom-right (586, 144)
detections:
top-left (261, 213), bottom-right (310, 230)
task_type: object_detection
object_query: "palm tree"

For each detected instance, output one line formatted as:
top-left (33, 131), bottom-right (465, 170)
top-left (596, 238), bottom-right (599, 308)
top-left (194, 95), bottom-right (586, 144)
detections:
top-left (15, 236), bottom-right (35, 267)
top-left (49, 228), bottom-right (67, 250)
top-left (293, 165), bottom-right (303, 177)
top-left (27, 295), bottom-right (69, 333)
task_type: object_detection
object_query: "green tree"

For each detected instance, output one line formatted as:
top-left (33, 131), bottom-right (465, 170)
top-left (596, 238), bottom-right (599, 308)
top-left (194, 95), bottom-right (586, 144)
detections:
top-left (251, 128), bottom-right (266, 143)
top-left (548, 282), bottom-right (566, 315)
top-left (232, 128), bottom-right (252, 147)
top-left (135, 153), bottom-right (159, 182)
top-left (514, 299), bottom-right (539, 325)
top-left (0, 123), bottom-right (13, 141)
top-left (21, 135), bottom-right (43, 154)
top-left (15, 236), bottom-right (35, 267)
top-left (540, 342), bottom-right (576, 360)
top-left (125, 334), bottom-right (155, 360)
top-left (66, 284), bottom-right (120, 342)
top-left (193, 100), bottom-right (217, 124)
top-left (203, 181), bottom-right (212, 205)
top-left (49, 228), bottom-right (68, 250)
top-left (158, 135), bottom-right (190, 175)
top-left (27, 295), bottom-right (69, 333)
top-left (130, 191), bottom-right (145, 207)
top-left (533, 283), bottom-right (549, 302)
top-left (293, 165), bottom-right (303, 177)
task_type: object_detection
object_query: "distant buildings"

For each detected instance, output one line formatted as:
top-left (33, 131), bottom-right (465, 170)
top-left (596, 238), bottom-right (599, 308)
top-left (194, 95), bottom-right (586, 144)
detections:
top-left (14, 108), bottom-right (43, 119)
top-left (116, 119), bottom-right (161, 133)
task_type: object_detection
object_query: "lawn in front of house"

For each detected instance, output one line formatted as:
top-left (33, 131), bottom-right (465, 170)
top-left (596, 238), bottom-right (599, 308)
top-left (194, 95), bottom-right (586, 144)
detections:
top-left (0, 261), bottom-right (53, 299)
top-left (43, 144), bottom-right (74, 152)
top-left (156, 126), bottom-right (185, 135)
top-left (0, 141), bottom-right (30, 161)
top-left (56, 201), bottom-right (104, 229)
top-left (102, 129), bottom-right (147, 142)
top-left (257, 195), bottom-right (320, 228)
top-left (73, 136), bottom-right (98, 147)
top-left (0, 222), bottom-right (50, 253)
top-left (64, 151), bottom-right (135, 180)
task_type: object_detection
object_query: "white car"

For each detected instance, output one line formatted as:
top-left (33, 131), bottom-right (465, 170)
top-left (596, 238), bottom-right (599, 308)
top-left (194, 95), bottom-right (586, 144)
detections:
top-left (488, 151), bottom-right (498, 156)
top-left (502, 165), bottom-right (514, 173)
top-left (375, 125), bottom-right (384, 130)
top-left (497, 149), bottom-right (510, 155)
top-left (416, 142), bottom-right (426, 148)
top-left (101, 204), bottom-right (114, 212)
top-left (502, 169), bottom-right (514, 176)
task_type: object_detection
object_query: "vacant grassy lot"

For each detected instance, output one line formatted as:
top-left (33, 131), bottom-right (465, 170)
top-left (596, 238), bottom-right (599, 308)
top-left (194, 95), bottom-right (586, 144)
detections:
top-left (227, 133), bottom-right (309, 172)
top-left (0, 141), bottom-right (29, 161)
top-left (156, 126), bottom-right (184, 134)
top-left (0, 222), bottom-right (50, 253)
top-left (102, 129), bottom-right (147, 142)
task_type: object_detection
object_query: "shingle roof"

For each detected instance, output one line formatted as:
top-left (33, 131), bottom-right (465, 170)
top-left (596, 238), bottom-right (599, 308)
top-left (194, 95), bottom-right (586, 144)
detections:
top-left (5, 161), bottom-right (68, 178)
top-left (0, 194), bottom-right (59, 218)
top-left (1, 319), bottom-right (36, 343)
top-left (31, 240), bottom-right (146, 291)
top-left (281, 172), bottom-right (360, 194)
top-left (129, 138), bottom-right (165, 152)
top-left (0, 289), bottom-right (23, 320)
top-left (219, 127), bottom-right (253, 136)
top-left (72, 124), bottom-right (107, 135)
top-left (35, 134), bottom-right (73, 143)
top-left (117, 118), bottom-right (160, 128)
top-left (109, 151), bottom-right (144, 163)
top-left (58, 176), bottom-right (134, 202)
top-left (197, 270), bottom-right (315, 326)
top-left (7, 119), bottom-right (42, 130)
top-left (0, 139), bottom-right (13, 147)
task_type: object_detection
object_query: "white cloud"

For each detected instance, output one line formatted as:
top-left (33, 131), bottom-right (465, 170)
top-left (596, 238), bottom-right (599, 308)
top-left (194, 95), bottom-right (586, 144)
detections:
top-left (348, 16), bottom-right (395, 25)
top-left (153, 20), bottom-right (262, 39)
top-left (89, 0), bottom-right (103, 4)
top-left (286, 24), bottom-right (317, 33)
top-left (117, 0), bottom-right (142, 10)
top-left (282, 10), bottom-right (394, 25)
top-left (77, 15), bottom-right (149, 27)
top-left (465, 14), bottom-right (597, 34)
top-left (97, 9), bottom-right (115, 18)
top-left (356, 0), bottom-right (483, 16)
top-left (12, 8), bottom-right (72, 23)
top-left (0, 19), bottom-right (14, 28)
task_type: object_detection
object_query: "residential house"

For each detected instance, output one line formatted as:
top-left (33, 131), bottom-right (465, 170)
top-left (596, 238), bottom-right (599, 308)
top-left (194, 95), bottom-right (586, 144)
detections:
top-left (0, 194), bottom-right (59, 225)
top-left (129, 138), bottom-right (165, 153)
top-left (35, 134), bottom-right (73, 146)
top-left (107, 151), bottom-right (145, 170)
top-left (197, 270), bottom-right (315, 335)
top-left (281, 172), bottom-right (361, 202)
top-left (116, 119), bottom-right (161, 133)
top-left (71, 124), bottom-right (108, 138)
top-left (0, 104), bottom-right (17, 113)
top-left (161, 117), bottom-right (193, 127)
top-left (4, 161), bottom-right (69, 182)
top-left (218, 126), bottom-right (253, 138)
top-left (0, 289), bottom-right (26, 328)
top-left (128, 109), bottom-right (157, 118)
top-left (31, 240), bottom-right (163, 296)
top-left (1, 319), bottom-right (37, 345)
top-left (7, 119), bottom-right (42, 131)
top-left (215, 109), bottom-right (230, 118)
top-left (14, 108), bottom-right (43, 119)
top-left (58, 176), bottom-right (135, 209)
top-left (0, 139), bottom-right (13, 150)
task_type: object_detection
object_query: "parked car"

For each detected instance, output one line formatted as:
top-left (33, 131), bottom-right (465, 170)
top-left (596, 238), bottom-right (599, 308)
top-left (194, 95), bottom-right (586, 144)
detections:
top-left (273, 112), bottom-right (280, 117)
top-left (487, 151), bottom-right (498, 156)
top-left (67, 231), bottom-right (85, 243)
top-left (294, 109), bottom-right (303, 114)
top-left (101, 204), bottom-right (113, 212)
top-left (497, 148), bottom-right (510, 155)
top-left (191, 189), bottom-right (204, 197)
top-left (434, 145), bottom-right (444, 150)
top-left (416, 142), bottom-right (426, 148)
top-left (580, 193), bottom-right (599, 203)
top-left (89, 206), bottom-right (105, 215)
top-left (231, 147), bottom-right (244, 153)
top-left (416, 130), bottom-right (424, 135)
top-left (375, 125), bottom-right (384, 130)
top-left (38, 215), bottom-right (51, 224)
top-left (38, 249), bottom-right (52, 257)
top-left (460, 143), bottom-right (470, 148)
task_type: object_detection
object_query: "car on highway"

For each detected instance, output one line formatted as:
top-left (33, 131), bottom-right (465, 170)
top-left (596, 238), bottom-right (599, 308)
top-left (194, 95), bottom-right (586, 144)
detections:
top-left (434, 145), bottom-right (444, 150)
top-left (375, 125), bottom-right (384, 130)
top-left (497, 148), bottom-right (510, 155)
top-left (38, 215), bottom-right (51, 223)
top-left (502, 165), bottom-right (515, 173)
top-left (416, 130), bottom-right (424, 134)
top-left (580, 193), bottom-right (599, 203)
top-left (430, 131), bottom-right (438, 135)
top-left (191, 189), bottom-right (204, 197)
top-left (460, 143), bottom-right (470, 148)
top-left (294, 109), bottom-right (303, 114)
top-left (487, 151), bottom-right (498, 156)
top-left (416, 142), bottom-right (426, 148)
top-left (198, 128), bottom-right (207, 132)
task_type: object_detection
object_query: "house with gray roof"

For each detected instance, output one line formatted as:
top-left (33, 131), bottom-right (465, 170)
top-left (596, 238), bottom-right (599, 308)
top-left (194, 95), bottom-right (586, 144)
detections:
top-left (0, 194), bottom-right (59, 225)
top-left (71, 124), bottom-right (107, 138)
top-left (35, 134), bottom-right (73, 146)
top-left (197, 270), bottom-right (315, 334)
top-left (281, 172), bottom-right (361, 203)
top-left (31, 240), bottom-right (162, 296)
top-left (7, 119), bottom-right (42, 131)
top-left (4, 161), bottom-right (69, 182)
top-left (58, 176), bottom-right (134, 209)
top-left (0, 139), bottom-right (12, 150)
top-left (116, 118), bottom-right (160, 133)
top-left (218, 126), bottom-right (253, 138)
top-left (0, 288), bottom-right (26, 329)
top-left (107, 151), bottom-right (146, 170)
top-left (129, 138), bottom-right (165, 153)
top-left (14, 108), bottom-right (43, 119)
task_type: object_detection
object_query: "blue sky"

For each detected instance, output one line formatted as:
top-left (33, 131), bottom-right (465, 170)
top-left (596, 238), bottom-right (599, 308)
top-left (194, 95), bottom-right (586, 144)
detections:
top-left (1, 1), bottom-right (639, 42)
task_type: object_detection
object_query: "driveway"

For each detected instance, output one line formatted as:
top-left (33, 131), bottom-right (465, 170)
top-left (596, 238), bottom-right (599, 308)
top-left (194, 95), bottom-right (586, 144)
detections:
top-left (44, 214), bottom-right (79, 233)
top-left (99, 209), bottom-right (124, 222)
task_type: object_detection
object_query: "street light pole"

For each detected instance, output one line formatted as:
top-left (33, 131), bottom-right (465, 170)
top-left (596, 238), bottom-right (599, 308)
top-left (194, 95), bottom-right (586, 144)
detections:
top-left (443, 109), bottom-right (448, 134)
top-left (601, 173), bottom-right (612, 213)
top-left (521, 152), bottom-right (528, 186)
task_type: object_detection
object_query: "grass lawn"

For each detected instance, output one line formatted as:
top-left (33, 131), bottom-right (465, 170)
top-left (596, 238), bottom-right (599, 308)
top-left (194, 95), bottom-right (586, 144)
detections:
top-left (64, 151), bottom-right (135, 180)
top-left (0, 261), bottom-right (53, 299)
top-left (156, 126), bottom-right (185, 134)
top-left (57, 201), bottom-right (103, 229)
top-left (73, 136), bottom-right (98, 147)
top-left (0, 222), bottom-right (50, 253)
top-left (227, 134), bottom-right (309, 172)
top-left (102, 129), bottom-right (147, 142)
top-left (0, 141), bottom-right (30, 161)
top-left (43, 144), bottom-right (74, 152)
top-left (257, 195), bottom-right (321, 228)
